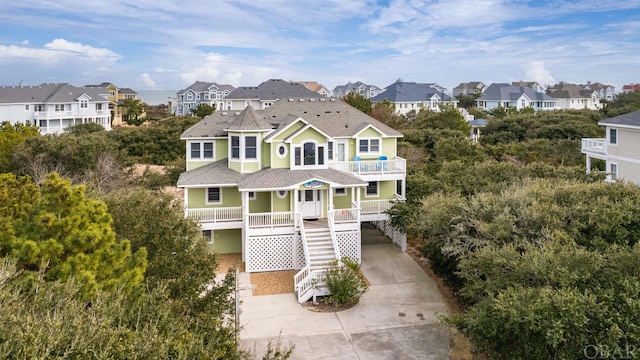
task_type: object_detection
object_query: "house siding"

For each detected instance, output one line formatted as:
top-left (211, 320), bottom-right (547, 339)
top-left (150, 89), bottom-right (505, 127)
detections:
top-left (607, 128), bottom-right (640, 159)
top-left (617, 159), bottom-right (640, 184)
top-left (209, 229), bottom-right (242, 254)
top-left (272, 191), bottom-right (292, 212)
top-left (290, 127), bottom-right (327, 145)
top-left (271, 121), bottom-right (305, 141)
top-left (365, 180), bottom-right (396, 200)
top-left (262, 142), bottom-right (271, 168)
top-left (188, 187), bottom-right (242, 208)
top-left (271, 142), bottom-right (290, 168)
top-left (333, 188), bottom-right (353, 208)
top-left (249, 192), bottom-right (271, 213)
top-left (216, 140), bottom-right (228, 160)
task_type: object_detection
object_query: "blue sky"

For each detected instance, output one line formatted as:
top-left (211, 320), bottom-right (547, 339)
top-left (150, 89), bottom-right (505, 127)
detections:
top-left (1, 0), bottom-right (639, 93)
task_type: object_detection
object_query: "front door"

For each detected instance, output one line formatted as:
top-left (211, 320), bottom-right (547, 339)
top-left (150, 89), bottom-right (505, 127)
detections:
top-left (299, 190), bottom-right (323, 219)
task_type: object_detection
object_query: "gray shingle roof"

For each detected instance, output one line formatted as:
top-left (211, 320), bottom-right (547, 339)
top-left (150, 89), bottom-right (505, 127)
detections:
top-left (332, 81), bottom-right (382, 93)
top-left (599, 110), bottom-right (640, 127)
top-left (181, 98), bottom-right (403, 139)
top-left (0, 83), bottom-right (108, 103)
top-left (477, 83), bottom-right (554, 101)
top-left (370, 81), bottom-right (453, 102)
top-left (225, 105), bottom-right (273, 131)
top-left (177, 159), bottom-right (367, 189)
top-left (176, 81), bottom-right (236, 95)
top-left (225, 79), bottom-right (322, 100)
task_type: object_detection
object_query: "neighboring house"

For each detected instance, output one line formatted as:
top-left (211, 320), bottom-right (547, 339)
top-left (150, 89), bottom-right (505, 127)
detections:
top-left (177, 98), bottom-right (406, 302)
top-left (295, 81), bottom-right (331, 97)
top-left (547, 82), bottom-right (602, 110)
top-left (84, 82), bottom-right (144, 125)
top-left (476, 83), bottom-right (557, 111)
top-left (469, 118), bottom-right (488, 144)
top-left (453, 82), bottom-right (487, 97)
top-left (582, 81), bottom-right (615, 101)
top-left (174, 81), bottom-right (236, 116)
top-left (622, 84), bottom-right (640, 93)
top-left (332, 81), bottom-right (383, 99)
top-left (0, 83), bottom-right (111, 134)
top-left (582, 109), bottom-right (640, 184)
top-left (223, 79), bottom-right (322, 111)
top-left (511, 81), bottom-right (545, 93)
top-left (370, 80), bottom-right (455, 115)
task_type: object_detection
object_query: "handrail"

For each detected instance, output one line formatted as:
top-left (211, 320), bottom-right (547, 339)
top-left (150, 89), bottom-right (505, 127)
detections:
top-left (327, 206), bottom-right (342, 261)
top-left (293, 212), bottom-right (311, 297)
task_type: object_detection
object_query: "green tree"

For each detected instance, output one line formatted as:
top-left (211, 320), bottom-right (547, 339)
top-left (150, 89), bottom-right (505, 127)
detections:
top-left (0, 121), bottom-right (40, 173)
top-left (415, 103), bottom-right (471, 134)
top-left (102, 187), bottom-right (219, 300)
top-left (0, 173), bottom-right (147, 298)
top-left (342, 93), bottom-right (372, 114)
top-left (601, 90), bottom-right (640, 117)
top-left (191, 103), bottom-right (216, 118)
top-left (122, 98), bottom-right (145, 125)
top-left (454, 90), bottom-right (482, 109)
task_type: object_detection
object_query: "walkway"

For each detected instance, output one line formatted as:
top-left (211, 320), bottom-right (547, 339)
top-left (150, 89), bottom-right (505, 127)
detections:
top-left (239, 224), bottom-right (450, 359)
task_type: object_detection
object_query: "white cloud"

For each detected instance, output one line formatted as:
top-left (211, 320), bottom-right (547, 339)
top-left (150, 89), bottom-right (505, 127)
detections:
top-left (523, 61), bottom-right (555, 86)
top-left (21, 40), bottom-right (29, 45)
top-left (140, 73), bottom-right (159, 89)
top-left (44, 38), bottom-right (121, 61)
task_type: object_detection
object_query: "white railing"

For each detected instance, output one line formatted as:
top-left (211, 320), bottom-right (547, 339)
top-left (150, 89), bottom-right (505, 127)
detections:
top-left (360, 199), bottom-right (394, 215)
top-left (246, 211), bottom-right (295, 229)
top-left (327, 207), bottom-right (342, 260)
top-left (294, 215), bottom-right (312, 301)
top-left (34, 110), bottom-right (109, 118)
top-left (185, 207), bottom-right (243, 223)
top-left (329, 157), bottom-right (406, 175)
top-left (331, 207), bottom-right (360, 224)
top-left (581, 138), bottom-right (606, 154)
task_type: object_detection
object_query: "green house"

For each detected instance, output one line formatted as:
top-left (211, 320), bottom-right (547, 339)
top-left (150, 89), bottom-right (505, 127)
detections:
top-left (177, 98), bottom-right (406, 302)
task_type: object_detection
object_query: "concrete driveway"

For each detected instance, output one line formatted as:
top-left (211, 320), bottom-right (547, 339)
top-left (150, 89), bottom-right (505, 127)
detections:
top-left (239, 226), bottom-right (450, 359)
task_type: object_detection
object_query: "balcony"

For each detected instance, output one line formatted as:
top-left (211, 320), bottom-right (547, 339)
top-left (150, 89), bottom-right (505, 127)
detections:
top-left (581, 138), bottom-right (606, 159)
top-left (34, 110), bottom-right (110, 118)
top-left (185, 207), bottom-right (243, 229)
top-left (329, 157), bottom-right (406, 178)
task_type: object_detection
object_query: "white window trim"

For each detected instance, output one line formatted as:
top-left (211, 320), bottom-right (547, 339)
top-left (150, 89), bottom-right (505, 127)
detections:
top-left (230, 135), bottom-right (259, 162)
top-left (291, 140), bottom-right (327, 169)
top-left (608, 162), bottom-right (618, 182)
top-left (203, 230), bottom-right (214, 244)
top-left (276, 143), bottom-right (288, 158)
top-left (365, 181), bottom-right (379, 198)
top-left (608, 128), bottom-right (618, 146)
top-left (189, 141), bottom-right (215, 160)
top-left (276, 190), bottom-right (288, 199)
top-left (357, 138), bottom-right (381, 156)
top-left (186, 93), bottom-right (193, 100)
top-left (334, 188), bottom-right (347, 196)
top-left (248, 191), bottom-right (256, 200)
top-left (206, 187), bottom-right (222, 205)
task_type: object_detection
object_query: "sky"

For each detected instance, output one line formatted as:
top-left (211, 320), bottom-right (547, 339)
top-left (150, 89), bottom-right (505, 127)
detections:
top-left (1, 0), bottom-right (639, 94)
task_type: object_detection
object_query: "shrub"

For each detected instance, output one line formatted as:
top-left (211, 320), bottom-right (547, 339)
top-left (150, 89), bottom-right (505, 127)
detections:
top-left (324, 257), bottom-right (368, 307)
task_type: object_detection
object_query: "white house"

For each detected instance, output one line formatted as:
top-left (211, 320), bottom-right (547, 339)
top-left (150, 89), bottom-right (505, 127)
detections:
top-left (548, 83), bottom-right (602, 110)
top-left (582, 109), bottom-right (640, 184)
top-left (0, 83), bottom-right (111, 134)
top-left (370, 80), bottom-right (455, 115)
top-left (476, 83), bottom-right (557, 111)
top-left (175, 81), bottom-right (236, 115)
top-left (222, 79), bottom-right (322, 111)
top-left (332, 81), bottom-right (383, 99)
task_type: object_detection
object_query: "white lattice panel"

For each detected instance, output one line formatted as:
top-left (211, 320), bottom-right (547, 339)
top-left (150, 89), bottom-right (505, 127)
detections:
top-left (246, 235), bottom-right (297, 272)
top-left (372, 220), bottom-right (407, 251)
top-left (336, 230), bottom-right (361, 263)
top-left (294, 234), bottom-right (305, 269)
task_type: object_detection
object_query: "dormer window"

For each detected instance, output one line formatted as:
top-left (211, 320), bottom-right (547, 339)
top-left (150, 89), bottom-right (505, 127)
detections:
top-left (293, 141), bottom-right (325, 168)
top-left (187, 93), bottom-right (193, 100)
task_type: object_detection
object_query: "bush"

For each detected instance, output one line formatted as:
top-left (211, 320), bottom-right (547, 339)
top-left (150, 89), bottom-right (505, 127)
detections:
top-left (324, 257), bottom-right (368, 307)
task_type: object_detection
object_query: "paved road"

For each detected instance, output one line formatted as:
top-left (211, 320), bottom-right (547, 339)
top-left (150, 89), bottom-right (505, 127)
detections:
top-left (239, 226), bottom-right (450, 359)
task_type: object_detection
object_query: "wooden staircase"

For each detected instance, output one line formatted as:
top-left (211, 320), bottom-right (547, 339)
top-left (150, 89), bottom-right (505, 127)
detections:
top-left (294, 219), bottom-right (339, 303)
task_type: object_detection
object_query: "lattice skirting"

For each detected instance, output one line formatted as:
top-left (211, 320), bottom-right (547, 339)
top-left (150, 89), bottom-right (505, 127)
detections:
top-left (372, 220), bottom-right (407, 251)
top-left (246, 234), bottom-right (302, 272)
top-left (336, 230), bottom-right (361, 263)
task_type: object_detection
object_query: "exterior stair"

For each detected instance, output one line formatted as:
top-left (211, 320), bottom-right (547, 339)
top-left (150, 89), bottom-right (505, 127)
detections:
top-left (294, 220), bottom-right (339, 303)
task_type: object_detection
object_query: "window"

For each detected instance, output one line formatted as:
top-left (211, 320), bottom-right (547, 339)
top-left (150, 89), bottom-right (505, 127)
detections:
top-left (202, 230), bottom-right (213, 244)
top-left (328, 141), bottom-right (334, 160)
top-left (109, 91), bottom-right (116, 97)
top-left (303, 142), bottom-right (316, 165)
top-left (231, 136), bottom-right (240, 159)
top-left (610, 163), bottom-right (618, 181)
top-left (276, 143), bottom-right (288, 158)
top-left (359, 138), bottom-right (380, 153)
top-left (96, 103), bottom-right (103, 110)
top-left (55, 104), bottom-right (65, 112)
top-left (207, 188), bottom-right (221, 204)
top-left (248, 191), bottom-right (256, 200)
top-left (335, 188), bottom-right (346, 196)
top-left (24, 105), bottom-right (29, 111)
top-left (295, 141), bottom-right (325, 167)
top-left (366, 181), bottom-right (378, 197)
top-left (190, 143), bottom-right (200, 158)
top-left (609, 128), bottom-right (618, 145)
top-left (187, 93), bottom-right (193, 100)
top-left (203, 142), bottom-right (213, 158)
top-left (245, 136), bottom-right (257, 159)
top-left (80, 100), bottom-right (88, 108)
top-left (276, 190), bottom-right (288, 199)
top-left (35, 104), bottom-right (44, 112)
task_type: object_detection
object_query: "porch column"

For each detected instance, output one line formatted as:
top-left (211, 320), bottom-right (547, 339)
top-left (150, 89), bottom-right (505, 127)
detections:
top-left (183, 188), bottom-right (189, 217)
top-left (585, 156), bottom-right (591, 174)
top-left (242, 191), bottom-right (249, 262)
top-left (293, 189), bottom-right (299, 217)
top-left (401, 179), bottom-right (406, 199)
top-left (328, 186), bottom-right (334, 214)
top-left (356, 187), bottom-right (361, 223)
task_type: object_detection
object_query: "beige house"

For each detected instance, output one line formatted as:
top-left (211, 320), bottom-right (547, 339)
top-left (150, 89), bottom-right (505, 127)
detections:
top-left (582, 109), bottom-right (640, 183)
